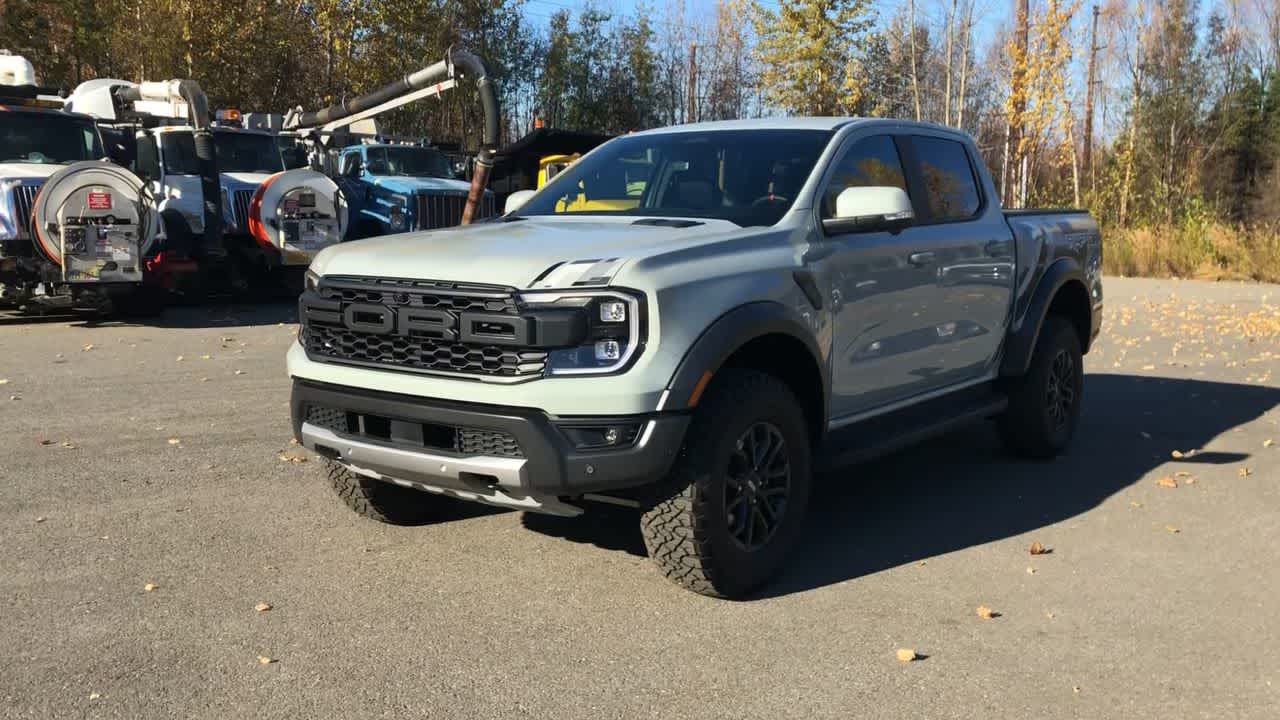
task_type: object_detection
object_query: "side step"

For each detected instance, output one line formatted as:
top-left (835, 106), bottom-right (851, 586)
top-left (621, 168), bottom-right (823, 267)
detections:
top-left (815, 387), bottom-right (1008, 473)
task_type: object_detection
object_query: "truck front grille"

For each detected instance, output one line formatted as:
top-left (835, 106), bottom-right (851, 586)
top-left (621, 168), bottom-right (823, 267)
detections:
top-left (10, 184), bottom-right (38, 238)
top-left (413, 191), bottom-right (495, 230)
top-left (230, 189), bottom-right (254, 232)
top-left (304, 403), bottom-right (524, 458)
top-left (299, 276), bottom-right (547, 380)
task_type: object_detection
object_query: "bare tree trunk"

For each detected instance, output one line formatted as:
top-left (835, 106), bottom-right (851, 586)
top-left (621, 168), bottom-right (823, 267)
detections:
top-left (1068, 121), bottom-right (1081, 207)
top-left (957, 0), bottom-right (974, 128)
top-left (909, 0), bottom-right (922, 121)
top-left (688, 42), bottom-right (697, 123)
top-left (944, 0), bottom-right (958, 125)
top-left (1083, 4), bottom-right (1100, 196)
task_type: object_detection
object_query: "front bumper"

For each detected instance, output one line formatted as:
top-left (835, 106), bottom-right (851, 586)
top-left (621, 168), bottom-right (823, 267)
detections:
top-left (290, 379), bottom-right (689, 514)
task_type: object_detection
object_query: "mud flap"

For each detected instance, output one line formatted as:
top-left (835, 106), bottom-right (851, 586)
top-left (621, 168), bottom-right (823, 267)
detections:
top-left (31, 161), bottom-right (157, 284)
top-left (247, 170), bottom-right (348, 266)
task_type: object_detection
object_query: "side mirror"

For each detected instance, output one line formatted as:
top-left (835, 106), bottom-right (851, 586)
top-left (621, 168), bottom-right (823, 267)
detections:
top-left (822, 186), bottom-right (915, 235)
top-left (343, 158), bottom-right (362, 178)
top-left (504, 189), bottom-right (536, 214)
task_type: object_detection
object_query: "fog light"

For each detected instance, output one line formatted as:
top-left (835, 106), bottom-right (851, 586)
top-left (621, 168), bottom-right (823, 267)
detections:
top-left (603, 428), bottom-right (620, 444)
top-left (595, 340), bottom-right (621, 361)
top-left (599, 301), bottom-right (626, 322)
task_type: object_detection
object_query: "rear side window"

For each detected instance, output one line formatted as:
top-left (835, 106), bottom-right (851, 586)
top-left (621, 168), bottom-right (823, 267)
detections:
top-left (820, 135), bottom-right (909, 219)
top-left (913, 136), bottom-right (981, 220)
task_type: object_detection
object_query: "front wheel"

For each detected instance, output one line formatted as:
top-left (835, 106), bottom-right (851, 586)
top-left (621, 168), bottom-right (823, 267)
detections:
top-left (640, 369), bottom-right (811, 598)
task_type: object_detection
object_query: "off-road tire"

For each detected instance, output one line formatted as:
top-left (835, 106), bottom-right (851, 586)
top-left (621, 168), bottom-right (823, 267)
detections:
top-left (640, 369), bottom-right (812, 599)
top-left (326, 460), bottom-right (439, 525)
top-left (999, 315), bottom-right (1084, 459)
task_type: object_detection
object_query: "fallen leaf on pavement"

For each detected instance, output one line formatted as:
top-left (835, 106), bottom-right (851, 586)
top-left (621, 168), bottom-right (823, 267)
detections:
top-left (1026, 566), bottom-right (1036, 574)
top-left (0, 378), bottom-right (8, 385)
top-left (89, 692), bottom-right (101, 700)
top-left (254, 602), bottom-right (272, 612)
top-left (60, 441), bottom-right (76, 449)
top-left (1130, 501), bottom-right (1143, 508)
top-left (35, 516), bottom-right (46, 523)
top-left (1171, 449), bottom-right (1197, 459)
top-left (1264, 438), bottom-right (1274, 448)
top-left (144, 583), bottom-right (158, 592)
top-left (257, 655), bottom-right (276, 665)
top-left (176, 355), bottom-right (184, 362)
top-left (278, 451), bottom-right (308, 463)
top-left (977, 605), bottom-right (999, 620)
top-left (1165, 525), bottom-right (1180, 534)
top-left (167, 438), bottom-right (181, 445)
top-left (82, 344), bottom-right (94, 352)
top-left (1156, 476), bottom-right (1178, 488)
top-left (896, 648), bottom-right (917, 663)
top-left (234, 370), bottom-right (245, 376)
top-left (1029, 541), bottom-right (1050, 555)
top-left (1239, 467), bottom-right (1253, 477)
top-left (39, 439), bottom-right (53, 446)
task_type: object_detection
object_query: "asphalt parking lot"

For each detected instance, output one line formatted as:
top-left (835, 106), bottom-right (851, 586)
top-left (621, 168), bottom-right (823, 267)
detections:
top-left (1, 276), bottom-right (1277, 719)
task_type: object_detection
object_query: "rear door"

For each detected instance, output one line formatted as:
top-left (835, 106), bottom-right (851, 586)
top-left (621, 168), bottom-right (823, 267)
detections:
top-left (897, 132), bottom-right (1015, 388)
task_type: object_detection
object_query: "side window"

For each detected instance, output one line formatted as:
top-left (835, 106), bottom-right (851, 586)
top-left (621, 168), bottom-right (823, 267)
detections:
top-left (912, 136), bottom-right (981, 221)
top-left (135, 135), bottom-right (161, 180)
top-left (820, 135), bottom-right (908, 219)
top-left (159, 132), bottom-right (200, 175)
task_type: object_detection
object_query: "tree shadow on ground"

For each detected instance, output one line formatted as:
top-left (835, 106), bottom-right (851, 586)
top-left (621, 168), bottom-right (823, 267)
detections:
top-left (520, 374), bottom-right (1279, 598)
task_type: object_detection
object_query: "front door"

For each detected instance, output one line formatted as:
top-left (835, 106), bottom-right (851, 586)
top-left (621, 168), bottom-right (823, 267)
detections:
top-left (818, 134), bottom-right (943, 418)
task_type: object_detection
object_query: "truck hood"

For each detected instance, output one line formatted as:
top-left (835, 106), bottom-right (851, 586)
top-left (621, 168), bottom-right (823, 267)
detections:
top-left (0, 163), bottom-right (64, 182)
top-left (373, 176), bottom-right (473, 194)
top-left (310, 215), bottom-right (746, 288)
top-left (221, 172), bottom-right (271, 189)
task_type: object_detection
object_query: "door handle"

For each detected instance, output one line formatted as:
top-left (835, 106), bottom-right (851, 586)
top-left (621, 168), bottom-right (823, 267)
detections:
top-left (907, 251), bottom-right (936, 267)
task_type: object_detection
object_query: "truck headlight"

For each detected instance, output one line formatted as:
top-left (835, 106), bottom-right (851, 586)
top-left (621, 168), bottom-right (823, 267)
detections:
top-left (519, 290), bottom-right (644, 375)
top-left (388, 194), bottom-right (408, 231)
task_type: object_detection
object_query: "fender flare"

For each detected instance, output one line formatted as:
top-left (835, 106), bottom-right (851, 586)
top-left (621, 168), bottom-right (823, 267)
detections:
top-left (1000, 258), bottom-right (1088, 376)
top-left (663, 301), bottom-right (828, 420)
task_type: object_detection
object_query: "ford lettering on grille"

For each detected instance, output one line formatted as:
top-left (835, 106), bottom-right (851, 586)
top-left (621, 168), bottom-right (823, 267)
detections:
top-left (299, 277), bottom-right (549, 379)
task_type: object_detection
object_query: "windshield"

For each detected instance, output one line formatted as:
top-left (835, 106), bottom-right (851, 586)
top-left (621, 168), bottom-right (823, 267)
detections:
top-left (366, 146), bottom-right (453, 178)
top-left (0, 112), bottom-right (102, 165)
top-left (160, 130), bottom-right (285, 174)
top-left (517, 129), bottom-right (833, 226)
top-left (214, 131), bottom-right (285, 173)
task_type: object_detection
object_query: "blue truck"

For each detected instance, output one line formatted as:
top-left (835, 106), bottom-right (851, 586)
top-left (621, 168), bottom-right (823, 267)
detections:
top-left (332, 143), bottom-right (495, 239)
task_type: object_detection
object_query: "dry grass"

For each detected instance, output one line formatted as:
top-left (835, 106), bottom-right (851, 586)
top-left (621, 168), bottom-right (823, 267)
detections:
top-left (1105, 223), bottom-right (1280, 283)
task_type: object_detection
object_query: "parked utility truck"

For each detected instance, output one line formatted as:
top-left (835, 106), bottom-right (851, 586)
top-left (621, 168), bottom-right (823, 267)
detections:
top-left (333, 139), bottom-right (493, 239)
top-left (66, 81), bottom-right (347, 295)
top-left (0, 52), bottom-right (159, 314)
top-left (283, 49), bottom-right (500, 237)
top-left (288, 118), bottom-right (1103, 599)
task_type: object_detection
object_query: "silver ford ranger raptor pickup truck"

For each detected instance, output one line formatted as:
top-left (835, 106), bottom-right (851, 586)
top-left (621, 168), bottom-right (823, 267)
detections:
top-left (288, 118), bottom-right (1103, 598)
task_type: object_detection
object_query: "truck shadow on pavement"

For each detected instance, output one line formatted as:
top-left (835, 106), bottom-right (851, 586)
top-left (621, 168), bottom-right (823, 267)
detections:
top-left (71, 301), bottom-right (299, 330)
top-left (522, 374), bottom-right (1279, 599)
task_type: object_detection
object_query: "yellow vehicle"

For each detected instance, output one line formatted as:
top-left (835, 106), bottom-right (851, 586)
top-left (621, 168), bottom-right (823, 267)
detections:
top-left (539, 152), bottom-right (649, 212)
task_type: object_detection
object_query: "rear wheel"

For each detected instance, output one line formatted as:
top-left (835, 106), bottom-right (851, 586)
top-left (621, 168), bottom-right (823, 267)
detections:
top-left (640, 369), bottom-right (811, 598)
top-left (327, 460), bottom-right (441, 525)
top-left (999, 315), bottom-right (1084, 458)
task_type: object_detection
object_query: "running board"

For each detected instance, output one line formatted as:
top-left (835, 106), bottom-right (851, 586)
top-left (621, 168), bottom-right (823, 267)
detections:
top-left (815, 390), bottom-right (1008, 473)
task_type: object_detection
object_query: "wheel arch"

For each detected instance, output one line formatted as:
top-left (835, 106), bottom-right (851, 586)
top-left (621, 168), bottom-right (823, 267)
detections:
top-left (664, 302), bottom-right (827, 444)
top-left (1001, 259), bottom-right (1094, 377)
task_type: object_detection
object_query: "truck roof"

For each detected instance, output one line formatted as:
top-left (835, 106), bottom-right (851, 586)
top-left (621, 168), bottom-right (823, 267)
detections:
top-left (630, 116), bottom-right (970, 138)
top-left (0, 102), bottom-right (95, 121)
